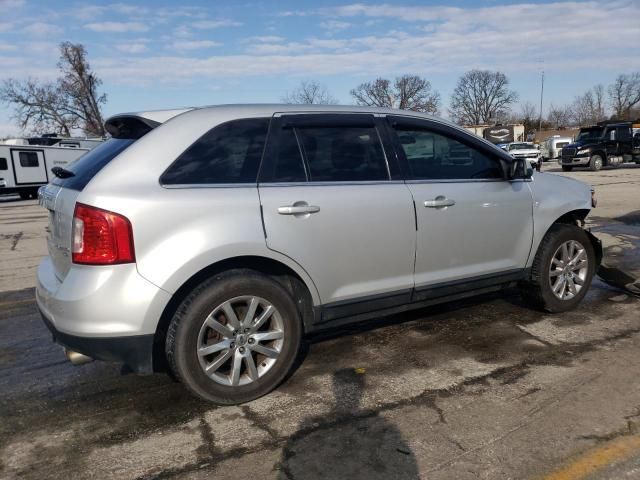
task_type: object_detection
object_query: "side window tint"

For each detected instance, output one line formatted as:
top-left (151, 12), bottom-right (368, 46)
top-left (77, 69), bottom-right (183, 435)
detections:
top-left (0, 157), bottom-right (7, 170)
top-left (271, 129), bottom-right (306, 182)
top-left (161, 118), bottom-right (269, 185)
top-left (395, 128), bottom-right (503, 180)
top-left (296, 127), bottom-right (388, 182)
top-left (19, 152), bottom-right (39, 168)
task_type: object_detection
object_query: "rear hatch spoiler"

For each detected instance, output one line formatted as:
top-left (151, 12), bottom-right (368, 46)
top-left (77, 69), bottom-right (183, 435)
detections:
top-left (105, 108), bottom-right (194, 139)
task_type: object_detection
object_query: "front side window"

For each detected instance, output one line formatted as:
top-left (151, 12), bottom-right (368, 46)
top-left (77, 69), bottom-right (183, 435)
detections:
top-left (161, 118), bottom-right (270, 185)
top-left (19, 152), bottom-right (39, 168)
top-left (394, 128), bottom-right (503, 180)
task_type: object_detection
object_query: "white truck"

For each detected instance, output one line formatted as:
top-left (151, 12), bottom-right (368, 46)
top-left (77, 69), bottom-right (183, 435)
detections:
top-left (0, 136), bottom-right (102, 199)
top-left (504, 142), bottom-right (542, 170)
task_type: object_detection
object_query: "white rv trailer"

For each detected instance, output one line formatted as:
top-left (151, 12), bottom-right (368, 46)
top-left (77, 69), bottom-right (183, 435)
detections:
top-left (0, 138), bottom-right (102, 199)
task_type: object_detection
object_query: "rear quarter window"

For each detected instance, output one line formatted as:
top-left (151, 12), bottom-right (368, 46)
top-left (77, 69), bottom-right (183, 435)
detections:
top-left (160, 118), bottom-right (270, 185)
top-left (51, 138), bottom-right (134, 191)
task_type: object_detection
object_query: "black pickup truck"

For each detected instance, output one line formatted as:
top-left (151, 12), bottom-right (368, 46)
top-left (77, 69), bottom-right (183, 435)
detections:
top-left (560, 121), bottom-right (640, 171)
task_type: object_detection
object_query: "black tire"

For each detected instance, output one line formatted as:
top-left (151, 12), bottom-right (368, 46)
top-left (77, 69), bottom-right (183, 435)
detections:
top-left (561, 165), bottom-right (573, 172)
top-left (520, 224), bottom-right (596, 313)
top-left (18, 191), bottom-right (30, 200)
top-left (166, 270), bottom-right (302, 404)
top-left (589, 154), bottom-right (603, 171)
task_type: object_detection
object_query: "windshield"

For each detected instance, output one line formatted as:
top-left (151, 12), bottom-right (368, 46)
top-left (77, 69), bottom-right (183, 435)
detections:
top-left (576, 128), bottom-right (603, 143)
top-left (509, 143), bottom-right (534, 150)
top-left (51, 138), bottom-right (135, 191)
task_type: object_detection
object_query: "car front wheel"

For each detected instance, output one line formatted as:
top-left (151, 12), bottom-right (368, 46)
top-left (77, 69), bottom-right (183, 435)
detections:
top-left (521, 224), bottom-right (596, 313)
top-left (166, 270), bottom-right (302, 404)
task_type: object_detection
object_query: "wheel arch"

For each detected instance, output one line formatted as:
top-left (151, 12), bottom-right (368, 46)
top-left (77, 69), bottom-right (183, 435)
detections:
top-left (152, 255), bottom-right (318, 372)
top-left (592, 150), bottom-right (607, 165)
top-left (529, 208), bottom-right (602, 270)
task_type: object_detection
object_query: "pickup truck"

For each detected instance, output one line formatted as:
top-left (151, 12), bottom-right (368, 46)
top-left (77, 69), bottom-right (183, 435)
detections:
top-left (504, 142), bottom-right (542, 170)
top-left (560, 121), bottom-right (640, 171)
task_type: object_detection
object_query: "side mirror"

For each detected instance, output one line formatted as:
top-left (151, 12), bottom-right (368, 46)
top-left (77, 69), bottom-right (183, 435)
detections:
top-left (504, 158), bottom-right (533, 180)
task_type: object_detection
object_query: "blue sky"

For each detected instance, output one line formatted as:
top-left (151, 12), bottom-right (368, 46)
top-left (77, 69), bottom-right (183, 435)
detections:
top-left (0, 0), bottom-right (638, 135)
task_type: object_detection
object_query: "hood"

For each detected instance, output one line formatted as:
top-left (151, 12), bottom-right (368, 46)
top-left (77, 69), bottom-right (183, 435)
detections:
top-left (565, 139), bottom-right (599, 150)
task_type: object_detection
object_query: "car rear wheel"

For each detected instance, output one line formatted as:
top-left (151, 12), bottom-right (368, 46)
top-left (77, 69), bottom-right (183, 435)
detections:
top-left (520, 224), bottom-right (596, 313)
top-left (589, 154), bottom-right (603, 171)
top-left (561, 165), bottom-right (573, 172)
top-left (166, 270), bottom-right (302, 404)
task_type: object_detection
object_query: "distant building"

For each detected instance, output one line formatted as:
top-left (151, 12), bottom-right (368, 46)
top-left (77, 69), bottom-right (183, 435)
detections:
top-left (463, 124), bottom-right (525, 144)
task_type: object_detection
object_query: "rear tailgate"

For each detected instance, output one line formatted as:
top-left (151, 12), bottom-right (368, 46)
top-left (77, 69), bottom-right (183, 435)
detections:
top-left (39, 184), bottom-right (79, 280)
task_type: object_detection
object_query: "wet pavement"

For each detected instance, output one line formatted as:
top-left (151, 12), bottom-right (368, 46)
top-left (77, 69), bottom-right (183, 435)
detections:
top-left (1, 166), bottom-right (640, 479)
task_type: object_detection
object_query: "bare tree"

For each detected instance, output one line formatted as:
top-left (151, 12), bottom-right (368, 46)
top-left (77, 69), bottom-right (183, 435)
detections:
top-left (350, 75), bottom-right (440, 113)
top-left (0, 79), bottom-right (77, 135)
top-left (608, 72), bottom-right (640, 120)
top-left (510, 101), bottom-right (538, 136)
top-left (449, 70), bottom-right (518, 125)
top-left (547, 103), bottom-right (572, 129)
top-left (282, 80), bottom-right (338, 105)
top-left (572, 85), bottom-right (607, 126)
top-left (0, 42), bottom-right (106, 136)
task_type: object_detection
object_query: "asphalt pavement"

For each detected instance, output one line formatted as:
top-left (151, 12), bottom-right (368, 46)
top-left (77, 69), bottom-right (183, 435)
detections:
top-left (1, 164), bottom-right (640, 480)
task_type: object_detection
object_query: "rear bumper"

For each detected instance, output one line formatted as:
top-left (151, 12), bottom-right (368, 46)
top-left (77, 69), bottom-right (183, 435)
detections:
top-left (36, 256), bottom-right (173, 374)
top-left (39, 308), bottom-right (154, 374)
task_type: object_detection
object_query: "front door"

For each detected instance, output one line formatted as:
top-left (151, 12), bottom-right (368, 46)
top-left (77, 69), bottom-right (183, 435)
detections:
top-left (258, 114), bottom-right (416, 313)
top-left (386, 117), bottom-right (534, 294)
top-left (11, 149), bottom-right (47, 184)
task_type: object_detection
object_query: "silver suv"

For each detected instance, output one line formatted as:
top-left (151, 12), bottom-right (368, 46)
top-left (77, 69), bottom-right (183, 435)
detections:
top-left (36, 105), bottom-right (601, 404)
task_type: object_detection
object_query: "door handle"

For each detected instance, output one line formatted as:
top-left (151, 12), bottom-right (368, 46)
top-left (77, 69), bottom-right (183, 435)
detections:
top-left (277, 205), bottom-right (320, 215)
top-left (424, 197), bottom-right (455, 208)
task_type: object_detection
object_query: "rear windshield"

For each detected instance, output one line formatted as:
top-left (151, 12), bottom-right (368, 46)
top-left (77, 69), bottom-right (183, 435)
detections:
top-left (51, 138), bottom-right (134, 191)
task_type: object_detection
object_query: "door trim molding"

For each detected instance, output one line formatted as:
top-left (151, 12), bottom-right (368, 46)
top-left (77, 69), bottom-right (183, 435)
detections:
top-left (315, 268), bottom-right (527, 328)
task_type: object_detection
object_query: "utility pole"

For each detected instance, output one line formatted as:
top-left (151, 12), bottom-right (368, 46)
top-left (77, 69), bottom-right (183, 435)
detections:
top-left (538, 70), bottom-right (544, 131)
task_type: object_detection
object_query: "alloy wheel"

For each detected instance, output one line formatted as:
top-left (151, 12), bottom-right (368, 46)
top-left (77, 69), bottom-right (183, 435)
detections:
top-left (548, 240), bottom-right (589, 300)
top-left (196, 296), bottom-right (284, 386)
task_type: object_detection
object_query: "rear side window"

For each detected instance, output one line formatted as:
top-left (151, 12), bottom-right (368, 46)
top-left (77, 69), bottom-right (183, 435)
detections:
top-left (266, 124), bottom-right (389, 183)
top-left (297, 127), bottom-right (388, 182)
top-left (394, 128), bottom-right (503, 180)
top-left (51, 138), bottom-right (135, 191)
top-left (0, 157), bottom-right (7, 170)
top-left (19, 152), bottom-right (39, 167)
top-left (161, 118), bottom-right (269, 185)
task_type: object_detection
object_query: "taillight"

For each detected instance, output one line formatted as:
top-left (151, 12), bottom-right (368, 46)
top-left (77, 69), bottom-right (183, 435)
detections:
top-left (72, 203), bottom-right (135, 265)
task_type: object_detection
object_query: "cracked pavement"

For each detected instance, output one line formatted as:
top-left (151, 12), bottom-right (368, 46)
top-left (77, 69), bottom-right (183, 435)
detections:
top-left (1, 165), bottom-right (640, 479)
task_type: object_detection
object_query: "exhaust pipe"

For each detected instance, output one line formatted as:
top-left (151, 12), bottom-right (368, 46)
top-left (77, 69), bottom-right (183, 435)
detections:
top-left (64, 348), bottom-right (94, 366)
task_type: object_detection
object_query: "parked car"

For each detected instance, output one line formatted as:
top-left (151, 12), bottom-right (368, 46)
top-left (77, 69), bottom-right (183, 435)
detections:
top-left (541, 136), bottom-right (572, 162)
top-left (36, 105), bottom-right (601, 404)
top-left (504, 142), bottom-right (542, 170)
top-left (560, 121), bottom-right (640, 171)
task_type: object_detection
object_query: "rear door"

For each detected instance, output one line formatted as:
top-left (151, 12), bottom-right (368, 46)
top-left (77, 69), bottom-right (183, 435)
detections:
top-left (11, 149), bottom-right (47, 184)
top-left (386, 116), bottom-right (534, 295)
top-left (258, 114), bottom-right (416, 316)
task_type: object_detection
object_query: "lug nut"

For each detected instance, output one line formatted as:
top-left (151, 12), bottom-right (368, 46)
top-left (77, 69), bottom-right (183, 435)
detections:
top-left (230, 342), bottom-right (235, 349)
top-left (239, 347), bottom-right (245, 354)
top-left (248, 338), bottom-right (255, 344)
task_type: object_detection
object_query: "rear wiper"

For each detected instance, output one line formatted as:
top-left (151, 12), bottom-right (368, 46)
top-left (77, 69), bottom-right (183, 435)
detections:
top-left (51, 166), bottom-right (75, 178)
